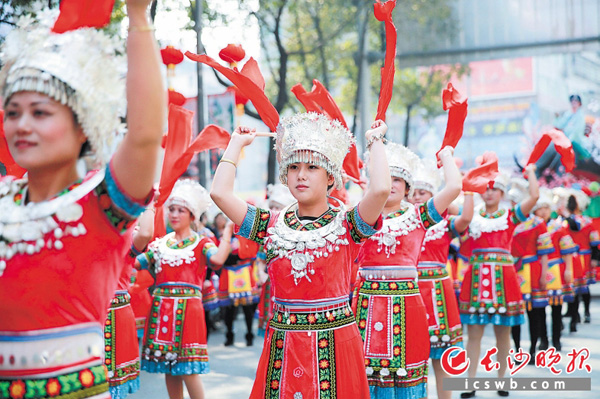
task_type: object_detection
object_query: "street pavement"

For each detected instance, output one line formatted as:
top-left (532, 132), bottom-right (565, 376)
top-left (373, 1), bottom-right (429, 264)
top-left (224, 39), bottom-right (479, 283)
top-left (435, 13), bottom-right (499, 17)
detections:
top-left (130, 286), bottom-right (600, 398)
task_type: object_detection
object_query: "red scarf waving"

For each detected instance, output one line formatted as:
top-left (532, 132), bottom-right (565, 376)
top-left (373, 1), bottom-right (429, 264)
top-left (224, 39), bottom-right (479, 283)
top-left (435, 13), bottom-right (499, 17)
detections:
top-left (437, 83), bottom-right (468, 165)
top-left (374, 0), bottom-right (397, 122)
top-left (526, 128), bottom-right (575, 172)
top-left (52, 0), bottom-right (115, 33)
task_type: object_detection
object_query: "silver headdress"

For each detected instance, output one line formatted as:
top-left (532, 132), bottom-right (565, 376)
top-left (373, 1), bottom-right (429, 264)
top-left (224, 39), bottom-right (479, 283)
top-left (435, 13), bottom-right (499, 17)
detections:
top-left (490, 170), bottom-right (510, 193)
top-left (0, 10), bottom-right (126, 165)
top-left (276, 112), bottom-right (354, 189)
top-left (507, 177), bottom-right (528, 203)
top-left (533, 188), bottom-right (554, 212)
top-left (382, 142), bottom-right (420, 197)
top-left (166, 180), bottom-right (212, 223)
top-left (412, 158), bottom-right (442, 195)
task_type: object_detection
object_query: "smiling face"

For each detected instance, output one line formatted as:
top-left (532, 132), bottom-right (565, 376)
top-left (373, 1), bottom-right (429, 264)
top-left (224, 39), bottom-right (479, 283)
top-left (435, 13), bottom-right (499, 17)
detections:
top-left (385, 176), bottom-right (408, 209)
top-left (286, 162), bottom-right (333, 205)
top-left (168, 204), bottom-right (193, 233)
top-left (3, 91), bottom-right (86, 172)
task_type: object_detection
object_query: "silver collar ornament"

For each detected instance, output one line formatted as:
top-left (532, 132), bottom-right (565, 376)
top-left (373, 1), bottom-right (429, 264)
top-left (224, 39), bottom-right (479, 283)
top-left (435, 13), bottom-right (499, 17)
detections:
top-left (468, 205), bottom-right (509, 240)
top-left (265, 202), bottom-right (349, 285)
top-left (421, 219), bottom-right (448, 252)
top-left (370, 201), bottom-right (421, 258)
top-left (0, 171), bottom-right (103, 276)
top-left (148, 232), bottom-right (200, 274)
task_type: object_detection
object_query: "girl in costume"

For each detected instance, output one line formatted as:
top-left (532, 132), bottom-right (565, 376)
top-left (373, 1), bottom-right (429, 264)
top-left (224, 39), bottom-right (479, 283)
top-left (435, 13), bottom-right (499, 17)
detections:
top-left (105, 207), bottom-right (156, 398)
top-left (410, 159), bottom-right (473, 399)
top-left (0, 2), bottom-right (164, 398)
top-left (137, 180), bottom-right (232, 399)
top-left (217, 225), bottom-right (261, 347)
top-left (211, 114), bottom-right (391, 399)
top-left (458, 166), bottom-right (539, 398)
top-left (508, 179), bottom-right (553, 361)
top-left (354, 145), bottom-right (462, 399)
top-left (563, 189), bottom-right (600, 329)
top-left (534, 189), bottom-right (577, 351)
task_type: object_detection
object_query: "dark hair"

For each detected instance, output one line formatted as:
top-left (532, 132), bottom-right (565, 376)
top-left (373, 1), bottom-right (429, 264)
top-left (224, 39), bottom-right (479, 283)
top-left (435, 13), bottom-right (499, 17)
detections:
top-left (567, 195), bottom-right (578, 213)
top-left (569, 94), bottom-right (582, 104)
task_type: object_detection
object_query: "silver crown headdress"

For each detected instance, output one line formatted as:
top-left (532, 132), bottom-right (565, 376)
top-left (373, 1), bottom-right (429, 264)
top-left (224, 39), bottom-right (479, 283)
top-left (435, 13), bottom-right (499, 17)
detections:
top-left (412, 158), bottom-right (442, 195)
top-left (0, 10), bottom-right (126, 165)
top-left (276, 112), bottom-right (354, 189)
top-left (533, 188), bottom-right (554, 212)
top-left (490, 170), bottom-right (510, 193)
top-left (507, 177), bottom-right (528, 203)
top-left (380, 142), bottom-right (420, 197)
top-left (166, 180), bottom-right (212, 222)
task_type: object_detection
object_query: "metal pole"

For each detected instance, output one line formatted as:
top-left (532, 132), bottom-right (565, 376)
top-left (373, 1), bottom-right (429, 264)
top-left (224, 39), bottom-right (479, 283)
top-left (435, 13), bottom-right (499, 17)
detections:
top-left (195, 0), bottom-right (206, 186)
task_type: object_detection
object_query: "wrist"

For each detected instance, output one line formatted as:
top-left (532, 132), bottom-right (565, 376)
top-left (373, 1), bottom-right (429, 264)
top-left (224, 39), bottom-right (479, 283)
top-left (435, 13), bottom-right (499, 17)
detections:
top-left (463, 191), bottom-right (474, 196)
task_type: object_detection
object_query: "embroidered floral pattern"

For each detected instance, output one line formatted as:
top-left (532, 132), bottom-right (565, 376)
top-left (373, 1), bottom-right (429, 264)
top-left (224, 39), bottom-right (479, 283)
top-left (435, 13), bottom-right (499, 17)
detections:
top-left (317, 330), bottom-right (336, 398)
top-left (265, 330), bottom-right (285, 398)
top-left (0, 365), bottom-right (108, 399)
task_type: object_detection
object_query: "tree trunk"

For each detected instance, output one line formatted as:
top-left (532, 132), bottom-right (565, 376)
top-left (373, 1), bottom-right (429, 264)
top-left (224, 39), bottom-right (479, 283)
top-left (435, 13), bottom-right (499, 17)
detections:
top-left (404, 104), bottom-right (412, 147)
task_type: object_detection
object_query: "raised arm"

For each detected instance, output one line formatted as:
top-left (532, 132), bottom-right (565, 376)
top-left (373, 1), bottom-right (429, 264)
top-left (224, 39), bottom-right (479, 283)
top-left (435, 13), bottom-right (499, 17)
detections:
top-left (111, 0), bottom-right (165, 200)
top-left (207, 221), bottom-right (234, 267)
top-left (210, 127), bottom-right (257, 226)
top-left (518, 164), bottom-right (540, 216)
top-left (357, 120), bottom-right (391, 225)
top-left (132, 207), bottom-right (155, 251)
top-left (432, 146), bottom-right (462, 215)
top-left (453, 192), bottom-right (474, 234)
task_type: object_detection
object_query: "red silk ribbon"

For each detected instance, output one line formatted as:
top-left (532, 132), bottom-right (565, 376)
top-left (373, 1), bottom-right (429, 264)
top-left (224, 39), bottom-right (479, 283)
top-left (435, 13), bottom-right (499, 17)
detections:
top-left (186, 52), bottom-right (279, 132)
top-left (52, 0), bottom-right (115, 33)
top-left (437, 83), bottom-right (468, 164)
top-left (462, 151), bottom-right (499, 194)
top-left (374, 0), bottom-right (397, 122)
top-left (526, 128), bottom-right (575, 172)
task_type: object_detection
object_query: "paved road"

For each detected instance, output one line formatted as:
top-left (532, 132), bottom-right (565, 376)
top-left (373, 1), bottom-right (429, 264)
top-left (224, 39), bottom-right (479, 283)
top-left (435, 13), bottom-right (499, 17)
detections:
top-left (130, 287), bottom-right (600, 398)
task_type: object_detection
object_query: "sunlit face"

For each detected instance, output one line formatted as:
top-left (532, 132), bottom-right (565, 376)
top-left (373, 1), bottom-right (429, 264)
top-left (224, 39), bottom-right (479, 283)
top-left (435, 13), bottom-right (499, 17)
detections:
top-left (410, 188), bottom-right (433, 205)
top-left (3, 91), bottom-right (86, 172)
top-left (287, 162), bottom-right (333, 204)
top-left (534, 205), bottom-right (551, 222)
top-left (385, 177), bottom-right (407, 208)
top-left (481, 187), bottom-right (504, 207)
top-left (168, 204), bottom-right (193, 232)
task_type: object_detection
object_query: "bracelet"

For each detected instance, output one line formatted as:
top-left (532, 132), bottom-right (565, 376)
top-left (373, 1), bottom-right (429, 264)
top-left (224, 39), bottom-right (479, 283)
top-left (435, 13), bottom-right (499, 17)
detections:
top-left (219, 158), bottom-right (237, 168)
top-left (128, 25), bottom-right (155, 32)
top-left (463, 191), bottom-right (474, 196)
top-left (366, 134), bottom-right (387, 150)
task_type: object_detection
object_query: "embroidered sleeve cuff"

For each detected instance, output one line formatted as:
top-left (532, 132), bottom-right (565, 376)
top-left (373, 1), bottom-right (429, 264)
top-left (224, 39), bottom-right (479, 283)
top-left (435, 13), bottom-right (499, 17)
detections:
top-left (347, 206), bottom-right (382, 243)
top-left (205, 246), bottom-right (218, 262)
top-left (514, 204), bottom-right (528, 224)
top-left (234, 204), bottom-right (271, 244)
top-left (537, 248), bottom-right (554, 256)
top-left (129, 244), bottom-right (144, 258)
top-left (136, 253), bottom-right (150, 271)
top-left (105, 163), bottom-right (152, 219)
top-left (257, 251), bottom-right (267, 261)
top-left (426, 198), bottom-right (444, 224)
top-left (560, 247), bottom-right (578, 255)
top-left (449, 217), bottom-right (460, 238)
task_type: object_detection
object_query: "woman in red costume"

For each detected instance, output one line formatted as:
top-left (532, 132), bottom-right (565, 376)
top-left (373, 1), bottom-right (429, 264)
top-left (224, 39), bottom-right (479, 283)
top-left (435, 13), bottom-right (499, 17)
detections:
top-left (0, 1), bottom-right (164, 398)
top-left (211, 114), bottom-right (391, 399)
top-left (354, 144), bottom-right (461, 399)
top-left (136, 180), bottom-right (231, 399)
top-left (105, 207), bottom-right (155, 398)
top-left (458, 166), bottom-right (539, 398)
top-left (410, 159), bottom-right (473, 399)
top-left (563, 189), bottom-right (599, 330)
top-left (534, 189), bottom-right (577, 351)
top-left (508, 179), bottom-right (553, 362)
